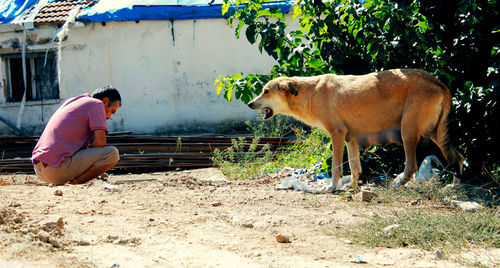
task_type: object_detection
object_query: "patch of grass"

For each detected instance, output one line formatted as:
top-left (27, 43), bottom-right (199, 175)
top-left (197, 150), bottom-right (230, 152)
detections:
top-left (212, 128), bottom-right (331, 179)
top-left (337, 208), bottom-right (500, 251)
top-left (370, 178), bottom-right (469, 206)
top-left (274, 128), bottom-right (331, 170)
top-left (212, 137), bottom-right (274, 179)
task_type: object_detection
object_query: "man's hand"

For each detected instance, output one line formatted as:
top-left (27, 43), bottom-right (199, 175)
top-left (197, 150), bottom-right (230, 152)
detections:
top-left (92, 129), bottom-right (107, 147)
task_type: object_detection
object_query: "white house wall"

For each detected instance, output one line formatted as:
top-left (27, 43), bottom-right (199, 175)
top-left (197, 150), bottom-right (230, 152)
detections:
top-left (0, 17), bottom-right (282, 135)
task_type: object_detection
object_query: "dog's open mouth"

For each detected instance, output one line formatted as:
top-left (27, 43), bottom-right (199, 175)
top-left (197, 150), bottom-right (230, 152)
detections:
top-left (263, 107), bottom-right (274, 120)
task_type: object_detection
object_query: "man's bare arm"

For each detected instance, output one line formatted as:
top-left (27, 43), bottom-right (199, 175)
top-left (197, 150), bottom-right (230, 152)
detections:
top-left (92, 129), bottom-right (107, 147)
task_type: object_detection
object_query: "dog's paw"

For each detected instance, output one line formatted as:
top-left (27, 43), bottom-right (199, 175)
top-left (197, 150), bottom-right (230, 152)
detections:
top-left (319, 182), bottom-right (337, 193)
top-left (392, 173), bottom-right (406, 187)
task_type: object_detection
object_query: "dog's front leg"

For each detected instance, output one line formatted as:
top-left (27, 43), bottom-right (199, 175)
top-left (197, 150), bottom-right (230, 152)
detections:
top-left (322, 129), bottom-right (347, 192)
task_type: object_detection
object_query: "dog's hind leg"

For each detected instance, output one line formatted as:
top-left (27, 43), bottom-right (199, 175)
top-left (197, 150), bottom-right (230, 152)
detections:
top-left (346, 139), bottom-right (361, 189)
top-left (395, 116), bottom-right (422, 186)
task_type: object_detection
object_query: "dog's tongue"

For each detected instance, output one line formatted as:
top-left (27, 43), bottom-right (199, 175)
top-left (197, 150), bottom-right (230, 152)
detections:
top-left (264, 108), bottom-right (273, 120)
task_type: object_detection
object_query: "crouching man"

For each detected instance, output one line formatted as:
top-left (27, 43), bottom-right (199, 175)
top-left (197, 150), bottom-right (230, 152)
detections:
top-left (31, 86), bottom-right (122, 185)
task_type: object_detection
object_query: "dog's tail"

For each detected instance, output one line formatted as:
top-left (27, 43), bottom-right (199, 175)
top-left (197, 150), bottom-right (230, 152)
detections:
top-left (434, 83), bottom-right (464, 175)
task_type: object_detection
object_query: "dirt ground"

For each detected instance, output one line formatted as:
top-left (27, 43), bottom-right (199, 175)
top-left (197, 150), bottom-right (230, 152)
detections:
top-left (0, 168), bottom-right (498, 268)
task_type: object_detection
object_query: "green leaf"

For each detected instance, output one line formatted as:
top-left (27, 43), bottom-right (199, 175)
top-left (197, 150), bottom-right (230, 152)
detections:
top-left (353, 25), bottom-right (361, 38)
top-left (340, 12), bottom-right (348, 25)
top-left (236, 20), bottom-right (245, 38)
top-left (216, 81), bottom-right (224, 96)
top-left (232, 73), bottom-right (243, 80)
top-left (225, 84), bottom-right (234, 102)
top-left (307, 58), bottom-right (326, 70)
top-left (245, 25), bottom-right (257, 44)
top-left (292, 5), bottom-right (302, 21)
top-left (257, 9), bottom-right (272, 17)
top-left (222, 3), bottom-right (230, 15)
top-left (415, 21), bottom-right (428, 32)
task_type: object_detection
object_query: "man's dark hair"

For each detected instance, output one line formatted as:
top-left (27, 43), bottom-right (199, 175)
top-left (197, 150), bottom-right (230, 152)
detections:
top-left (91, 86), bottom-right (121, 106)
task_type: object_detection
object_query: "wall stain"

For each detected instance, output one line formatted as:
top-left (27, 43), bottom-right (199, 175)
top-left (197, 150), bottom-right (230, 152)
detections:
top-left (170, 19), bottom-right (175, 46)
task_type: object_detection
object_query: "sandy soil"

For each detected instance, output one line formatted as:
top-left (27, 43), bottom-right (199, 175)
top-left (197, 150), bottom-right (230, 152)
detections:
top-left (0, 168), bottom-right (498, 268)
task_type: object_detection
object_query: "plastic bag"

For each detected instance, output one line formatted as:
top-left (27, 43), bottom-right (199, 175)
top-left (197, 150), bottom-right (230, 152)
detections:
top-left (413, 155), bottom-right (443, 182)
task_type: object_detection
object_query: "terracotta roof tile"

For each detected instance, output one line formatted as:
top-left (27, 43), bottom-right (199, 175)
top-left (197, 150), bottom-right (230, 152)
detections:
top-left (32, 0), bottom-right (97, 24)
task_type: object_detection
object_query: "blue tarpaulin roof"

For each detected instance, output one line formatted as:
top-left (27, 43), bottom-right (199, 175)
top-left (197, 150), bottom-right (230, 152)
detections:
top-left (0, 0), bottom-right (38, 24)
top-left (0, 0), bottom-right (291, 25)
top-left (78, 0), bottom-right (291, 22)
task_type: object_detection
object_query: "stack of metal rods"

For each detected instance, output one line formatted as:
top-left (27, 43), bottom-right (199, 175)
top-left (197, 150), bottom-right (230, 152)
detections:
top-left (0, 135), bottom-right (294, 174)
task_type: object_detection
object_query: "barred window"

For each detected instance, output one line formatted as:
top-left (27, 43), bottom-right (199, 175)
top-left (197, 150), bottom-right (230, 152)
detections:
top-left (3, 53), bottom-right (59, 102)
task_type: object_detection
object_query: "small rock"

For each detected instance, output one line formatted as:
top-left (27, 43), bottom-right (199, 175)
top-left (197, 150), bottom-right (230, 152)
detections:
top-left (275, 234), bottom-right (290, 243)
top-left (26, 233), bottom-right (37, 241)
top-left (117, 237), bottom-right (140, 245)
top-left (368, 212), bottom-right (378, 218)
top-left (343, 239), bottom-right (353, 244)
top-left (105, 235), bottom-right (119, 243)
top-left (9, 202), bottom-right (21, 207)
top-left (41, 217), bottom-right (64, 235)
top-left (451, 200), bottom-right (483, 212)
top-left (362, 189), bottom-right (378, 202)
top-left (382, 224), bottom-right (400, 233)
top-left (54, 190), bottom-right (63, 196)
top-left (75, 240), bottom-right (91, 246)
top-left (241, 223), bottom-right (254, 228)
top-left (13, 216), bottom-right (23, 224)
top-left (435, 250), bottom-right (443, 259)
top-left (410, 198), bottom-right (421, 205)
top-left (210, 201), bottom-right (222, 207)
top-left (38, 231), bottom-right (50, 243)
top-left (49, 237), bottom-right (61, 248)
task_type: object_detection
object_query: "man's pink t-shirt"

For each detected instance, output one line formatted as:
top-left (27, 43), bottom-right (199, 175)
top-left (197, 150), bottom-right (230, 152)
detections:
top-left (31, 94), bottom-right (108, 167)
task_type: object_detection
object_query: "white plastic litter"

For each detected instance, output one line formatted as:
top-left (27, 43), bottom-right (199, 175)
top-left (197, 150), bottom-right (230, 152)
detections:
top-left (393, 155), bottom-right (444, 186)
top-left (103, 183), bottom-right (121, 192)
top-left (413, 155), bottom-right (443, 181)
top-left (276, 162), bottom-right (350, 193)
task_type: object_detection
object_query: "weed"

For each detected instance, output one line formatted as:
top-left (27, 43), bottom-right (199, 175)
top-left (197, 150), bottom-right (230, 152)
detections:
top-left (213, 126), bottom-right (334, 179)
top-left (337, 208), bottom-right (500, 251)
top-left (274, 128), bottom-right (331, 171)
top-left (212, 137), bottom-right (274, 179)
top-left (245, 111), bottom-right (296, 138)
top-left (325, 178), bottom-right (500, 263)
top-left (370, 178), bottom-right (468, 207)
top-left (176, 137), bottom-right (182, 153)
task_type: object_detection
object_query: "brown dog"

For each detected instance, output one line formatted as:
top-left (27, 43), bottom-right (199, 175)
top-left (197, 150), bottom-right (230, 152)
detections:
top-left (248, 69), bottom-right (463, 191)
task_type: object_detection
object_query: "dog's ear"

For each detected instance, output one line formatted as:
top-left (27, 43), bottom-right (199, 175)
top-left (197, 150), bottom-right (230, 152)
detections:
top-left (288, 82), bottom-right (298, 96)
top-left (279, 81), bottom-right (299, 96)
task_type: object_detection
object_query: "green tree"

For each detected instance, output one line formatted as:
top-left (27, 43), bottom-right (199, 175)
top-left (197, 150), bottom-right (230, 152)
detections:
top-left (215, 0), bottom-right (499, 185)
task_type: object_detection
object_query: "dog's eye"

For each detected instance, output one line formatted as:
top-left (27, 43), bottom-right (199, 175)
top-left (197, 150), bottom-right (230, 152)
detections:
top-left (264, 90), bottom-right (270, 95)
